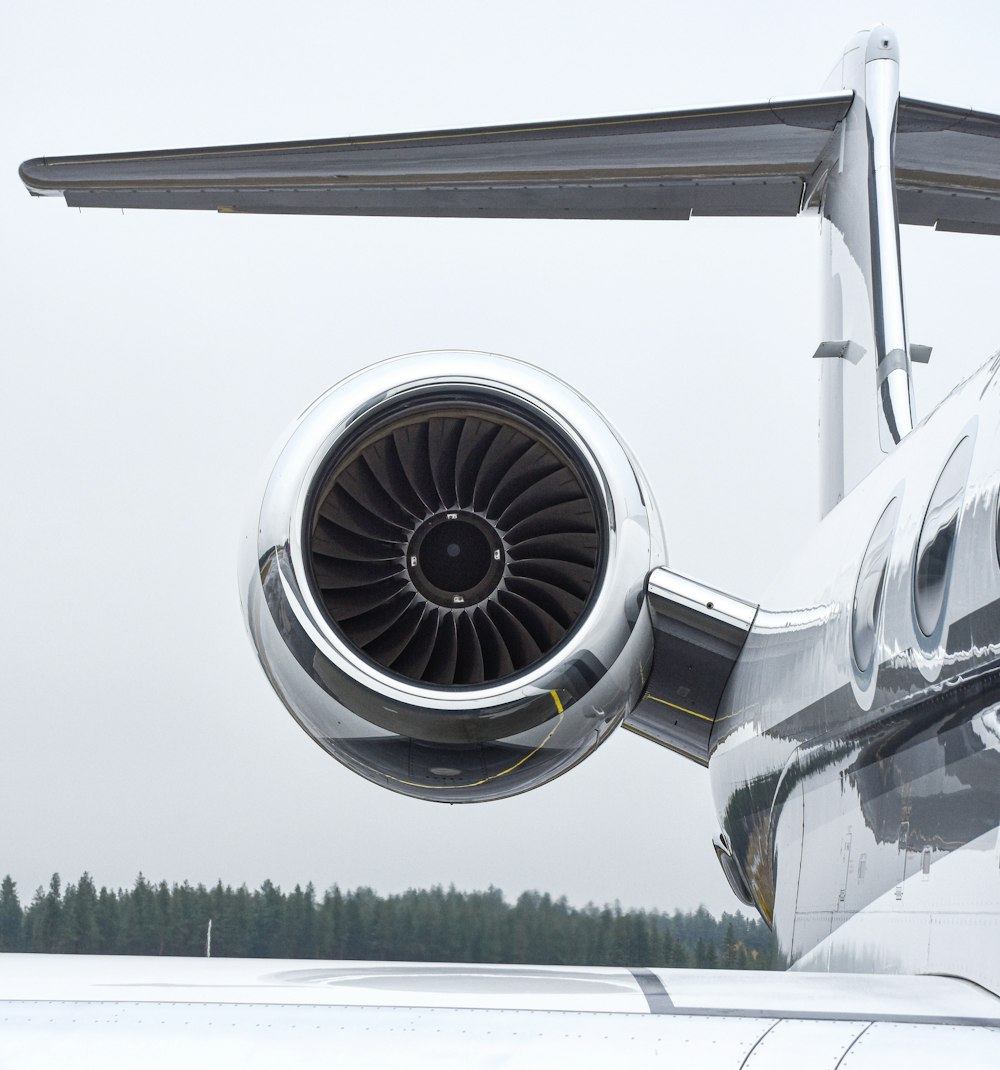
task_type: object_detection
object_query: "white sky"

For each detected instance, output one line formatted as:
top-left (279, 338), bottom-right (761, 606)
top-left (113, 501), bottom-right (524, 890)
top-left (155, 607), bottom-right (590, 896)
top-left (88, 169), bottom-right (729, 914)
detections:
top-left (3, 1), bottom-right (1000, 917)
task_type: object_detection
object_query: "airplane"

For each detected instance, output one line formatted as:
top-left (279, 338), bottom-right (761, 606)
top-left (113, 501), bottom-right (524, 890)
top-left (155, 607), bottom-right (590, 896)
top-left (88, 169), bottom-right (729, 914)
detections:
top-left (9, 22), bottom-right (1000, 1065)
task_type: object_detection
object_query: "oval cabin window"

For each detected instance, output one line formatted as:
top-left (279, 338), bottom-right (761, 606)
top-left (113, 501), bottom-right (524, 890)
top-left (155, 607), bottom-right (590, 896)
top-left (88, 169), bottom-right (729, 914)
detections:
top-left (996, 488), bottom-right (1000, 571)
top-left (852, 498), bottom-right (899, 674)
top-left (914, 437), bottom-right (974, 638)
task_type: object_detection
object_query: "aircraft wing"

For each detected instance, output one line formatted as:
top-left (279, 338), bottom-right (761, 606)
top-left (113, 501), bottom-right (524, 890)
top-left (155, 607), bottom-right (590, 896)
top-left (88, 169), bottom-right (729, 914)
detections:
top-left (21, 93), bottom-right (1000, 233)
top-left (897, 98), bottom-right (1000, 234)
top-left (1, 956), bottom-right (999, 1067)
top-left (18, 94), bottom-right (852, 220)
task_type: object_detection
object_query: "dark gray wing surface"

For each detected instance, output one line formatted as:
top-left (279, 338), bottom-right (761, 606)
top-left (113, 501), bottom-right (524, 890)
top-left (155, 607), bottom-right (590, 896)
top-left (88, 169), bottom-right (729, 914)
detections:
top-left (19, 94), bottom-right (851, 221)
top-left (897, 98), bottom-right (1000, 234)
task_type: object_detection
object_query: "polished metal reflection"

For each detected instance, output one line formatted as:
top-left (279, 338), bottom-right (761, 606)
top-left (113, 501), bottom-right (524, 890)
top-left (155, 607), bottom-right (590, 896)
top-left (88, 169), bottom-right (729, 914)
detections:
top-left (710, 353), bottom-right (1000, 991)
top-left (241, 351), bottom-right (664, 802)
top-left (995, 489), bottom-right (1000, 572)
top-left (864, 29), bottom-right (914, 447)
top-left (914, 436), bottom-right (972, 638)
top-left (625, 568), bottom-right (756, 766)
top-left (851, 497), bottom-right (899, 674)
top-left (817, 29), bottom-right (915, 513)
top-left (713, 831), bottom-right (754, 907)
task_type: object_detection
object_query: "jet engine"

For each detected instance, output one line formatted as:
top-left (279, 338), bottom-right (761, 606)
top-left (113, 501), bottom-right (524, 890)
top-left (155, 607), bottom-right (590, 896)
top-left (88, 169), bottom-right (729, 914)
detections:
top-left (240, 352), bottom-right (664, 801)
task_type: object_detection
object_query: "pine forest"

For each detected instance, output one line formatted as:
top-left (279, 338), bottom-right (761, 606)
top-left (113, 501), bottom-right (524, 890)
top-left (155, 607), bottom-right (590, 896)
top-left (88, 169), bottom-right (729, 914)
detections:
top-left (0, 873), bottom-right (776, 970)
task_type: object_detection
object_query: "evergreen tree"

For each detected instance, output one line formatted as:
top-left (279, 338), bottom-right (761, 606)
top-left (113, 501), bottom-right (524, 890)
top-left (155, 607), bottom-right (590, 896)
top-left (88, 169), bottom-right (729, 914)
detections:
top-left (252, 880), bottom-right (284, 958)
top-left (0, 876), bottom-right (23, 951)
top-left (316, 886), bottom-right (341, 958)
top-left (208, 881), bottom-right (231, 958)
top-left (474, 887), bottom-right (504, 963)
top-left (225, 885), bottom-right (252, 959)
top-left (283, 884), bottom-right (311, 959)
top-left (66, 873), bottom-right (100, 954)
top-left (155, 881), bottom-right (172, 955)
top-left (34, 874), bottom-right (64, 953)
top-left (0, 871), bottom-right (776, 970)
top-left (168, 882), bottom-right (200, 955)
top-left (721, 921), bottom-right (738, 969)
top-left (670, 937), bottom-right (689, 969)
top-left (96, 886), bottom-right (120, 954)
top-left (120, 874), bottom-right (159, 955)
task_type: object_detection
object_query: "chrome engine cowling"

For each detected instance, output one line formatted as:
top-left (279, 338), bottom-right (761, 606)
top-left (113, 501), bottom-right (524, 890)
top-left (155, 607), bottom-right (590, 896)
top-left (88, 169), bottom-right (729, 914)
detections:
top-left (240, 352), bottom-right (663, 801)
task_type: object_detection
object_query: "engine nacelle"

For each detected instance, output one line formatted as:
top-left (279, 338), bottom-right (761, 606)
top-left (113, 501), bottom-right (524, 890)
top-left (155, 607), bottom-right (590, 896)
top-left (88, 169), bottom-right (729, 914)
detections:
top-left (240, 352), bottom-right (663, 801)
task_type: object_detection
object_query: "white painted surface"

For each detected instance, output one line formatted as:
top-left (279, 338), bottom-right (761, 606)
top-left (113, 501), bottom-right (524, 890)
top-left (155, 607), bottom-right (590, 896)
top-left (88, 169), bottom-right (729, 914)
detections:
top-left (1, 958), bottom-right (999, 1068)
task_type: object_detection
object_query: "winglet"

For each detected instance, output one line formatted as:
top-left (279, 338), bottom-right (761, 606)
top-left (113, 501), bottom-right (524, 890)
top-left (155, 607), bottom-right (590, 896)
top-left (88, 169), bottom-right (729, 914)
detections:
top-left (18, 158), bottom-right (59, 197)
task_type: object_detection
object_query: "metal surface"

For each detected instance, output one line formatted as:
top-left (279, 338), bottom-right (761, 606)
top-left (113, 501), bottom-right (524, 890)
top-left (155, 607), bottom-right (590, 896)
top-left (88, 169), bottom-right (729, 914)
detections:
top-left (18, 94), bottom-right (852, 220)
top-left (897, 98), bottom-right (1000, 234)
top-left (108, 25), bottom-right (1000, 996)
top-left (241, 351), bottom-right (663, 802)
top-left (625, 568), bottom-right (756, 765)
top-left (16, 22), bottom-right (1000, 1058)
top-left (714, 831), bottom-right (756, 907)
top-left (864, 30), bottom-right (914, 449)
top-left (1, 958), bottom-right (997, 1068)
top-left (710, 350), bottom-right (1000, 992)
top-left (817, 28), bottom-right (915, 514)
top-left (23, 93), bottom-right (1000, 233)
top-left (3, 955), bottom-right (999, 1019)
top-left (812, 340), bottom-right (865, 363)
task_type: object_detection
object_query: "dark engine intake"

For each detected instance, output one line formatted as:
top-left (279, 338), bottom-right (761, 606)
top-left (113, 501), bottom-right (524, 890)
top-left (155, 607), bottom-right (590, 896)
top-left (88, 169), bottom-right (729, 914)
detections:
top-left (241, 352), bottom-right (663, 801)
top-left (310, 399), bottom-right (602, 685)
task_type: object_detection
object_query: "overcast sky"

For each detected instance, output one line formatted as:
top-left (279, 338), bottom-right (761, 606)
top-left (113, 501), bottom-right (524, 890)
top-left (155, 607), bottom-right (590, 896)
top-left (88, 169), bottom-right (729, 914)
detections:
top-left (4, 1), bottom-right (1000, 919)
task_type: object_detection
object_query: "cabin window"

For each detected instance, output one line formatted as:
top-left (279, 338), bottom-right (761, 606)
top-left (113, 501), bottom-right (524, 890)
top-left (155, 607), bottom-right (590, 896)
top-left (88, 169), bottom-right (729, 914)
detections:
top-left (995, 489), bottom-right (1000, 571)
top-left (852, 498), bottom-right (899, 674)
top-left (914, 437), bottom-right (973, 637)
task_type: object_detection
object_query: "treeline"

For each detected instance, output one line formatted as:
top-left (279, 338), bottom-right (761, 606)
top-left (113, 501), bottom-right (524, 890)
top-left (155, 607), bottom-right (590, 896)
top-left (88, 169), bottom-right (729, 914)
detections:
top-left (0, 873), bottom-right (775, 969)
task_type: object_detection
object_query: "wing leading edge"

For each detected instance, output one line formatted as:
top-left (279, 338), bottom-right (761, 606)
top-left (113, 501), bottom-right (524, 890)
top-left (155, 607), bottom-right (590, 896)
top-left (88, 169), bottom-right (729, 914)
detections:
top-left (22, 93), bottom-right (1000, 232)
top-left (18, 94), bottom-right (851, 221)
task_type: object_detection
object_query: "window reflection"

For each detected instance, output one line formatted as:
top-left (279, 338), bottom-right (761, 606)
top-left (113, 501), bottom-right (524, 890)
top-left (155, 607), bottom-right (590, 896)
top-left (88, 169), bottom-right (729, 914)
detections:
top-left (996, 489), bottom-right (1000, 571)
top-left (914, 437), bottom-right (973, 638)
top-left (852, 498), bottom-right (899, 674)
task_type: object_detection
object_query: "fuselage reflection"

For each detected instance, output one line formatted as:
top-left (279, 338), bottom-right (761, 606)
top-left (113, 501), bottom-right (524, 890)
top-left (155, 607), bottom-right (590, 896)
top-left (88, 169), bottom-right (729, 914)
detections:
top-left (711, 354), bottom-right (1000, 991)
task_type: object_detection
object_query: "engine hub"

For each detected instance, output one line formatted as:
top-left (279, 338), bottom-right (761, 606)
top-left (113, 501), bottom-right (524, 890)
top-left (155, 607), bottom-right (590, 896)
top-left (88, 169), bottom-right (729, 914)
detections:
top-left (407, 511), bottom-right (505, 607)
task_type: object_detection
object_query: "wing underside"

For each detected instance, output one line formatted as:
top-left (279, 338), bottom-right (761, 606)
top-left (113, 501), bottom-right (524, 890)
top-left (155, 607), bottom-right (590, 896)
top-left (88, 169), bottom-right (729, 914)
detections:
top-left (897, 98), bottom-right (1000, 234)
top-left (19, 94), bottom-right (1000, 233)
top-left (18, 94), bottom-right (852, 221)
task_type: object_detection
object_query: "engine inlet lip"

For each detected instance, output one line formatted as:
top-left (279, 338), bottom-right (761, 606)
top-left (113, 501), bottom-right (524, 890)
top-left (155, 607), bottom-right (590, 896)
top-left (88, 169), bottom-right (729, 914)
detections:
top-left (298, 380), bottom-right (610, 697)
